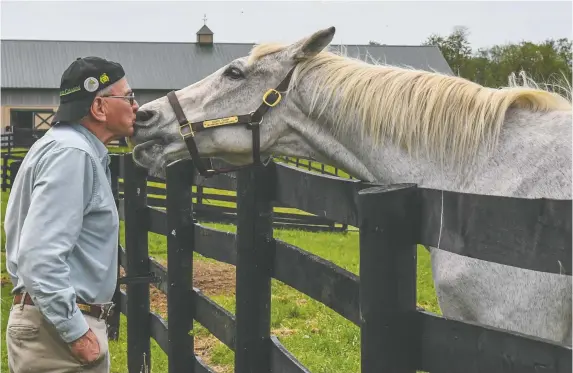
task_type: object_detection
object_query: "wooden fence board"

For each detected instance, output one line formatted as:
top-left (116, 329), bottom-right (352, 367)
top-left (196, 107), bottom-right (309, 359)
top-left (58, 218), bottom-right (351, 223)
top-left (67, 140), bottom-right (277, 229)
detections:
top-left (194, 288), bottom-right (237, 350)
top-left (147, 196), bottom-right (166, 208)
top-left (194, 359), bottom-right (217, 373)
top-left (273, 239), bottom-right (360, 325)
top-left (418, 188), bottom-right (572, 275)
top-left (269, 336), bottom-right (312, 373)
top-left (416, 310), bottom-right (572, 373)
top-left (147, 207), bottom-right (168, 236)
top-left (194, 224), bottom-right (237, 265)
top-left (196, 172), bottom-right (238, 191)
top-left (358, 185), bottom-right (418, 373)
top-left (234, 165), bottom-right (275, 372)
top-left (108, 154), bottom-right (122, 340)
top-left (274, 161), bottom-right (365, 227)
top-left (123, 156), bottom-right (152, 373)
top-left (166, 159), bottom-right (196, 372)
top-left (149, 312), bottom-right (169, 353)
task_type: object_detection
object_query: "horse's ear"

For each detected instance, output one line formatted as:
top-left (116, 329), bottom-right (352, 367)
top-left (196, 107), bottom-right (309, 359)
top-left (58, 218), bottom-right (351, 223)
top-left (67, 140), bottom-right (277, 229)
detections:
top-left (290, 26), bottom-right (336, 61)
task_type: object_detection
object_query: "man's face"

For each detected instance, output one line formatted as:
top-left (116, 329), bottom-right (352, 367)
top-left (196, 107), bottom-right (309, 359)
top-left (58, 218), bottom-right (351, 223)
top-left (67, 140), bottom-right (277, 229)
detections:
top-left (101, 78), bottom-right (139, 139)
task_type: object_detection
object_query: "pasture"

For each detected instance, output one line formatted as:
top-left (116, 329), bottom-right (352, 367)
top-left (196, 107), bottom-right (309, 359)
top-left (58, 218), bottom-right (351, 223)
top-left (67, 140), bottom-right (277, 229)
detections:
top-left (0, 188), bottom-right (440, 373)
top-left (2, 148), bottom-right (571, 373)
top-left (2, 145), bottom-right (571, 373)
top-left (2, 132), bottom-right (571, 373)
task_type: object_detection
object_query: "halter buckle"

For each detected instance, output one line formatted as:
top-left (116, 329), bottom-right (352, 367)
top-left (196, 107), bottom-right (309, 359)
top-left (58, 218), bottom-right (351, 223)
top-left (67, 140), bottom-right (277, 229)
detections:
top-left (179, 122), bottom-right (195, 138)
top-left (262, 89), bottom-right (282, 107)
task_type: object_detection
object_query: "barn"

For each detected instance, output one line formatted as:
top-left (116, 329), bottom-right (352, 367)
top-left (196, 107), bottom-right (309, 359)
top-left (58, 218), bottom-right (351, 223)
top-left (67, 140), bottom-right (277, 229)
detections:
top-left (0, 24), bottom-right (453, 146)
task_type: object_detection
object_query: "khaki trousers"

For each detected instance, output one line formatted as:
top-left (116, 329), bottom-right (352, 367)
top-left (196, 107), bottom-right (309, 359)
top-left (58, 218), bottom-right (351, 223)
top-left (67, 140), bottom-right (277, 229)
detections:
top-left (6, 302), bottom-right (110, 373)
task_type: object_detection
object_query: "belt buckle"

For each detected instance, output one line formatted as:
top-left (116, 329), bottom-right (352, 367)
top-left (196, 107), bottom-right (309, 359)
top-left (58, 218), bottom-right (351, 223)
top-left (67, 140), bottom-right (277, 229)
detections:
top-left (99, 302), bottom-right (115, 320)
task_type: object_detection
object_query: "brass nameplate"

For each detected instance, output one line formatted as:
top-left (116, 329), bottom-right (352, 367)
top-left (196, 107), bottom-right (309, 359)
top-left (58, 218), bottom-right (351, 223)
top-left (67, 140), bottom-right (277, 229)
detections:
top-left (203, 116), bottom-right (239, 128)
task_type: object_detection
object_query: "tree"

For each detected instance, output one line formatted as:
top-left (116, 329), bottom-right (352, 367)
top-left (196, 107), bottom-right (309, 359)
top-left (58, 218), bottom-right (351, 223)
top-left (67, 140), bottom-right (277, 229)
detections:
top-left (423, 26), bottom-right (572, 91)
top-left (423, 25), bottom-right (473, 77)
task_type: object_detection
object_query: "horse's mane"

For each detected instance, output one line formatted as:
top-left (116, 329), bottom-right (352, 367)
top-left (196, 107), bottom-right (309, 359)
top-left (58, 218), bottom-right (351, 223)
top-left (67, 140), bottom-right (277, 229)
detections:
top-left (249, 43), bottom-right (572, 169)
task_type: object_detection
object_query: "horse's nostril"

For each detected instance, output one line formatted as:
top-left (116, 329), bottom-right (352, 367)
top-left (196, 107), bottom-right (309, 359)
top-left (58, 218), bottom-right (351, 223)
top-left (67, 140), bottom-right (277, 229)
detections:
top-left (136, 110), bottom-right (154, 122)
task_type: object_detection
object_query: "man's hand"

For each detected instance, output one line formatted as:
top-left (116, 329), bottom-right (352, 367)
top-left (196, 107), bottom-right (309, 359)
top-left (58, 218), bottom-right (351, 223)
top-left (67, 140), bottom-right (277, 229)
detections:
top-left (69, 328), bottom-right (100, 364)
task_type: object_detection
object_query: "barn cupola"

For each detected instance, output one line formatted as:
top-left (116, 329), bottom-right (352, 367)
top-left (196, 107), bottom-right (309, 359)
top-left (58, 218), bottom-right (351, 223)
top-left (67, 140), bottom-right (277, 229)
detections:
top-left (197, 14), bottom-right (214, 45)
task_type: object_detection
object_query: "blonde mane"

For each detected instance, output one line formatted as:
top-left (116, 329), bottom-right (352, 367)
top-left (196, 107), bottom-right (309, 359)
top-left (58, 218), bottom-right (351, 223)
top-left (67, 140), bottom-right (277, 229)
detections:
top-left (249, 43), bottom-right (572, 169)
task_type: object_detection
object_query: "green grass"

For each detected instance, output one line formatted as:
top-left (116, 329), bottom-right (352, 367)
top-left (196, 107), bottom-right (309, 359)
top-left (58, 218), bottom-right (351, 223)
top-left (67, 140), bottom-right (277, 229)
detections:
top-left (0, 153), bottom-right (441, 373)
top-left (111, 221), bottom-right (438, 373)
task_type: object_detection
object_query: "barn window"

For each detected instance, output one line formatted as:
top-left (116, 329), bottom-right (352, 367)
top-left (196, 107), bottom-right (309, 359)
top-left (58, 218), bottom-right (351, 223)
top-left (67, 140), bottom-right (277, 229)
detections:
top-left (9, 108), bottom-right (54, 147)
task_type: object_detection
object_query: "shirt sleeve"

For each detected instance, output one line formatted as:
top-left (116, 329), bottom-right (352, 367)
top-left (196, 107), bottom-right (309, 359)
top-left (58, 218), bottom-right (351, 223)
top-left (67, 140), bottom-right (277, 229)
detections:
top-left (17, 146), bottom-right (95, 343)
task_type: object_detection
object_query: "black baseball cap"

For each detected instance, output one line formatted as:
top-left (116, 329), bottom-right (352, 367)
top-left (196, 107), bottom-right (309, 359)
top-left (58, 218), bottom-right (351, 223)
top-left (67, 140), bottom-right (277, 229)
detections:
top-left (52, 56), bottom-right (125, 124)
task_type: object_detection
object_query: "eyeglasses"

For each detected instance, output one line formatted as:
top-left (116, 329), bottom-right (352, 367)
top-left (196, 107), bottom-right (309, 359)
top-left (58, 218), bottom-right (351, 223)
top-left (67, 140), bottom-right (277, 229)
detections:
top-left (102, 92), bottom-right (136, 106)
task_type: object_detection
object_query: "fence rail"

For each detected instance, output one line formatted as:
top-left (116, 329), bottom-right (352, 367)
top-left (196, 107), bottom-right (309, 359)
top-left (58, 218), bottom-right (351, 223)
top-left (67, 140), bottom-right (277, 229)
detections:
top-left (1, 153), bottom-right (25, 192)
top-left (110, 152), bottom-right (571, 373)
top-left (116, 173), bottom-right (348, 232)
top-left (0, 140), bottom-right (350, 231)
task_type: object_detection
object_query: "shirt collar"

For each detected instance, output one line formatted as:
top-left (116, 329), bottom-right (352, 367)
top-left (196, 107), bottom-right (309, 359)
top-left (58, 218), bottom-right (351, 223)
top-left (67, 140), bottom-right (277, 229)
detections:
top-left (70, 123), bottom-right (109, 163)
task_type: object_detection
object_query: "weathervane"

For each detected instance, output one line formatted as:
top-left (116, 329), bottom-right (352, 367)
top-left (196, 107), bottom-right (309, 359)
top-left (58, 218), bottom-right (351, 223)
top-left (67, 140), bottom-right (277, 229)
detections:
top-left (203, 14), bottom-right (207, 25)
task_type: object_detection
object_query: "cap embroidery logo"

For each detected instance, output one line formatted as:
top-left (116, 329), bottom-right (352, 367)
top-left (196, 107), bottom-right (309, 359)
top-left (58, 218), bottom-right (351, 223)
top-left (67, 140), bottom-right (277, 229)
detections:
top-left (84, 77), bottom-right (99, 92)
top-left (99, 73), bottom-right (110, 84)
top-left (60, 86), bottom-right (81, 96)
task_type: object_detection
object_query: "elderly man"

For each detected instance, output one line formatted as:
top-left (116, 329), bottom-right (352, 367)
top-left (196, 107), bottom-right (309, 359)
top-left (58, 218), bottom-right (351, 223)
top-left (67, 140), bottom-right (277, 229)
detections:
top-left (4, 56), bottom-right (138, 372)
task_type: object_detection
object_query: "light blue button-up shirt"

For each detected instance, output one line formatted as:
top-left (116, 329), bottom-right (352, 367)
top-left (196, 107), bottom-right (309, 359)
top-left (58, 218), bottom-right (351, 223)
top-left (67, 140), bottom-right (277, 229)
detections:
top-left (4, 123), bottom-right (119, 343)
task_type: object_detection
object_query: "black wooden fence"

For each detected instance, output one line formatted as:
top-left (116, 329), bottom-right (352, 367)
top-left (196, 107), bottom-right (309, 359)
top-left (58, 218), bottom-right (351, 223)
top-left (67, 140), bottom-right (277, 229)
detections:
top-left (111, 152), bottom-right (571, 373)
top-left (1, 133), bottom-right (25, 191)
top-left (116, 159), bottom-right (348, 232)
top-left (1, 133), bottom-right (28, 191)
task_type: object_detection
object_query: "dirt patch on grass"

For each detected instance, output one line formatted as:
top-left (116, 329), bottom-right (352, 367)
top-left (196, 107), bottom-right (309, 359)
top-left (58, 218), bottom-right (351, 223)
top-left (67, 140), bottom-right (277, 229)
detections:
top-left (194, 334), bottom-right (233, 373)
top-left (119, 258), bottom-right (236, 371)
top-left (119, 259), bottom-right (236, 317)
top-left (193, 260), bottom-right (236, 297)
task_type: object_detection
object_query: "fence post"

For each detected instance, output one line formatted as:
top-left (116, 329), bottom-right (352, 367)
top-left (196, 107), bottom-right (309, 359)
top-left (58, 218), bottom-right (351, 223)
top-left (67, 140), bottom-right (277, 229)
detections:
top-left (123, 155), bottom-right (152, 373)
top-left (358, 184), bottom-right (418, 373)
top-left (8, 159), bottom-right (22, 191)
top-left (197, 185), bottom-right (203, 205)
top-left (107, 154), bottom-right (121, 341)
top-left (235, 162), bottom-right (275, 373)
top-left (166, 159), bottom-right (196, 372)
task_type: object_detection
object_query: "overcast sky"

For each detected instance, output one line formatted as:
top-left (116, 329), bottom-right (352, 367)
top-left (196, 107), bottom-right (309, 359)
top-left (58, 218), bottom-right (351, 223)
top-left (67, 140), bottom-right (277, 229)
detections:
top-left (1, 1), bottom-right (571, 52)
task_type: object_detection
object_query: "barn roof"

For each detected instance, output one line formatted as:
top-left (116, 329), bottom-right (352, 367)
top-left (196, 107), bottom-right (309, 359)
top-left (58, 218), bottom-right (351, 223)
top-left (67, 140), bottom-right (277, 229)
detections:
top-left (1, 39), bottom-right (453, 90)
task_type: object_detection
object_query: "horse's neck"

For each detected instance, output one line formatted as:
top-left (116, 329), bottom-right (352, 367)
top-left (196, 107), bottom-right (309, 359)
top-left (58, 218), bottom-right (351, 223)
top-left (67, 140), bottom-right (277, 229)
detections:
top-left (324, 123), bottom-right (466, 190)
top-left (284, 104), bottom-right (459, 188)
top-left (294, 91), bottom-right (572, 198)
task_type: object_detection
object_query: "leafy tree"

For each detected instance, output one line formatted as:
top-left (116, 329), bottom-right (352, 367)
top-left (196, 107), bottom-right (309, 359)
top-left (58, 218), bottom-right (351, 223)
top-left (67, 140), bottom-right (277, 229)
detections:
top-left (423, 26), bottom-right (473, 77)
top-left (423, 26), bottom-right (572, 91)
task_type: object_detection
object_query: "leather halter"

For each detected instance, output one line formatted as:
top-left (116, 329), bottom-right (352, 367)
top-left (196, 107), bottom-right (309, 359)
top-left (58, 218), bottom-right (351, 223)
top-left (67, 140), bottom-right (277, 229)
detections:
top-left (166, 67), bottom-right (296, 177)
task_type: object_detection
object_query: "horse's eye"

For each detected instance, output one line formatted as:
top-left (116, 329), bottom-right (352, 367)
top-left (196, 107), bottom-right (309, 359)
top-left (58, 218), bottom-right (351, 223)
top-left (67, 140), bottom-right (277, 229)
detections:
top-left (223, 66), bottom-right (244, 80)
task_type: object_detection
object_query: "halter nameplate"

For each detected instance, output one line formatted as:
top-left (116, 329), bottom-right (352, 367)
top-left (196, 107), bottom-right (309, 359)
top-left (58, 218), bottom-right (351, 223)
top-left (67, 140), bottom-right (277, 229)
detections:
top-left (204, 116), bottom-right (239, 128)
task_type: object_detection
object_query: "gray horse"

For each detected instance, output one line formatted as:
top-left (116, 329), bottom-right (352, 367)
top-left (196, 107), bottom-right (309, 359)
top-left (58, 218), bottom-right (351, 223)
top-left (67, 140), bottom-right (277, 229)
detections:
top-left (129, 26), bottom-right (572, 345)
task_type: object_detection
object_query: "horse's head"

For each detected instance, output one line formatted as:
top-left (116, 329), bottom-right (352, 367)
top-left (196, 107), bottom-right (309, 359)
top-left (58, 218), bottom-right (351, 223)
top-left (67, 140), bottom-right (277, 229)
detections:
top-left (130, 26), bottom-right (336, 178)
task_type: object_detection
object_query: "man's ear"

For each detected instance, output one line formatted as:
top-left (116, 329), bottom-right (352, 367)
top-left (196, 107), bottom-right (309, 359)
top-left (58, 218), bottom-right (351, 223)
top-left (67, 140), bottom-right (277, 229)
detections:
top-left (89, 97), bottom-right (107, 122)
top-left (288, 26), bottom-right (336, 61)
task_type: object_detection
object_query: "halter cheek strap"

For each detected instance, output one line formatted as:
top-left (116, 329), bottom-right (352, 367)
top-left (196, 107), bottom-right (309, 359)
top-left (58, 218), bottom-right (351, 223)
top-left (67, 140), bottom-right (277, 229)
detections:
top-left (166, 67), bottom-right (296, 177)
